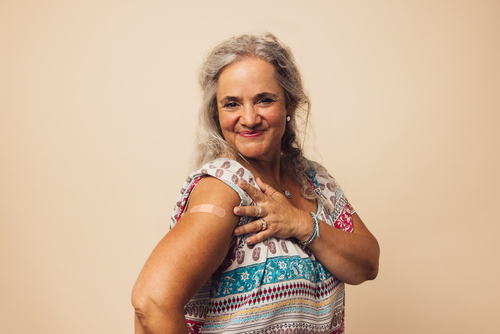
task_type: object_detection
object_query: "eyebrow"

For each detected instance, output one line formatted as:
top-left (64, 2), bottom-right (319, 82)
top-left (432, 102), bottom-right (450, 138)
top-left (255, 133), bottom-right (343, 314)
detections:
top-left (218, 92), bottom-right (279, 106)
top-left (256, 92), bottom-right (279, 100)
top-left (219, 96), bottom-right (240, 106)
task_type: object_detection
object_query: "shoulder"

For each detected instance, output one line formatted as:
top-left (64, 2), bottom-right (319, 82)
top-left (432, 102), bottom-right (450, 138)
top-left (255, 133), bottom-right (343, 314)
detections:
top-left (181, 159), bottom-right (256, 200)
top-left (181, 176), bottom-right (241, 229)
top-left (197, 158), bottom-right (257, 188)
top-left (306, 160), bottom-right (341, 193)
top-left (195, 159), bottom-right (258, 204)
top-left (171, 159), bottom-right (257, 228)
top-left (307, 160), bottom-right (356, 231)
top-left (307, 160), bottom-right (332, 179)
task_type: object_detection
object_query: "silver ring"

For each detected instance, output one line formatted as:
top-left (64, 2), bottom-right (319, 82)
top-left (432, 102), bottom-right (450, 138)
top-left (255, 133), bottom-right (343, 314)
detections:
top-left (260, 218), bottom-right (267, 231)
top-left (256, 205), bottom-right (262, 218)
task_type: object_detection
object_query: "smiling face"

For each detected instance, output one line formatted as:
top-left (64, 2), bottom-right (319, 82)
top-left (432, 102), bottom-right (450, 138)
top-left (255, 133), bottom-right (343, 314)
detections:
top-left (216, 57), bottom-right (289, 162)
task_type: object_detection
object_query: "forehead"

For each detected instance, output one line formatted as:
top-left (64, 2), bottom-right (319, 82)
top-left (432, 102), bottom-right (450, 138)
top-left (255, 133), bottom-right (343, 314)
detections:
top-left (216, 58), bottom-right (283, 98)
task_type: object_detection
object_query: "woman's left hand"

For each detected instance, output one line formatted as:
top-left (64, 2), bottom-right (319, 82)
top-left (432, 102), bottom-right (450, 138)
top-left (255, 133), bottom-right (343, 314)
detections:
top-left (233, 178), bottom-right (311, 245)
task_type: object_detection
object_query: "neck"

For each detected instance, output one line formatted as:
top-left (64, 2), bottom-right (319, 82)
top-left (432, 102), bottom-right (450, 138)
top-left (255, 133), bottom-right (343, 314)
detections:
top-left (237, 153), bottom-right (282, 187)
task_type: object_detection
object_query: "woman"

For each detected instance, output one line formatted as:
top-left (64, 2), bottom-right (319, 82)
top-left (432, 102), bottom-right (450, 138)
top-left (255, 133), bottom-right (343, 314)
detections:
top-left (132, 33), bottom-right (379, 334)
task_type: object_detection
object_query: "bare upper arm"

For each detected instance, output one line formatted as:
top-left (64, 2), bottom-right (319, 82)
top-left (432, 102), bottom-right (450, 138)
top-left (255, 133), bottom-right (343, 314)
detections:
top-left (132, 176), bottom-right (241, 309)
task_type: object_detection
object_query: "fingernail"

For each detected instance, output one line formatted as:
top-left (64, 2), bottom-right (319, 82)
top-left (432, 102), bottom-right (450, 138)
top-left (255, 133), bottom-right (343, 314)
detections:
top-left (234, 228), bottom-right (239, 235)
top-left (235, 207), bottom-right (240, 214)
top-left (246, 238), bottom-right (252, 245)
top-left (239, 180), bottom-right (245, 186)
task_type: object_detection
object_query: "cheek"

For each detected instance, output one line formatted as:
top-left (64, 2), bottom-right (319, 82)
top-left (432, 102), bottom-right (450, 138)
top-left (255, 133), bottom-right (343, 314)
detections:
top-left (218, 113), bottom-right (235, 132)
top-left (265, 108), bottom-right (286, 127)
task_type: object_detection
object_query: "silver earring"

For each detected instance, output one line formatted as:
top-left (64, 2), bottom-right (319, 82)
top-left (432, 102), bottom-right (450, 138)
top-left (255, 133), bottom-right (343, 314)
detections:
top-left (286, 115), bottom-right (291, 122)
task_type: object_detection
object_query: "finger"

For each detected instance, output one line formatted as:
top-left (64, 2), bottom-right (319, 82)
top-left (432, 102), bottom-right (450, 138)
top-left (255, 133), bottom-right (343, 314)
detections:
top-left (255, 177), bottom-right (279, 198)
top-left (233, 205), bottom-right (264, 217)
top-left (246, 230), bottom-right (274, 245)
top-left (233, 219), bottom-right (264, 236)
top-left (238, 179), bottom-right (266, 202)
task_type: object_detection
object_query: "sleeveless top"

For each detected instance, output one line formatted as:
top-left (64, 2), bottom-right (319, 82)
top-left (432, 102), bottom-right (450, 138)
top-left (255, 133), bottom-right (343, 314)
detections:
top-left (170, 159), bottom-right (355, 334)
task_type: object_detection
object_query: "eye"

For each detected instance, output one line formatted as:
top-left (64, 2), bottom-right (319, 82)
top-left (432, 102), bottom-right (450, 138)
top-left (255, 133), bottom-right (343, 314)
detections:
top-left (223, 101), bottom-right (239, 109)
top-left (257, 97), bottom-right (275, 105)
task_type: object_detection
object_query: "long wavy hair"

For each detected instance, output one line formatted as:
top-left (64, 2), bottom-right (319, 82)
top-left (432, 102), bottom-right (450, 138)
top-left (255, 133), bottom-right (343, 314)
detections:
top-left (194, 33), bottom-right (316, 199)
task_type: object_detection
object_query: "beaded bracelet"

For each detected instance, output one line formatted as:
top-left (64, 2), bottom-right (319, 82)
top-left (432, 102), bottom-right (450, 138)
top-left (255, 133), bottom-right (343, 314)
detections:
top-left (298, 212), bottom-right (320, 248)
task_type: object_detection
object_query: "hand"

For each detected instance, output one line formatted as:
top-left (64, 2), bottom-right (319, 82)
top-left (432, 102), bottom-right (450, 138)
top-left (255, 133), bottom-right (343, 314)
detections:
top-left (232, 178), bottom-right (311, 245)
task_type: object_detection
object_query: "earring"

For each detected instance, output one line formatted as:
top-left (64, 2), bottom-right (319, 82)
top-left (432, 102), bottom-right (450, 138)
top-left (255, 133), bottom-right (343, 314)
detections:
top-left (286, 115), bottom-right (291, 122)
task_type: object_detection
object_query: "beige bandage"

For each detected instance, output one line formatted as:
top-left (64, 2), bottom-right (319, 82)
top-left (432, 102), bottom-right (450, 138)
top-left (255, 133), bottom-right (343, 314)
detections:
top-left (190, 204), bottom-right (226, 218)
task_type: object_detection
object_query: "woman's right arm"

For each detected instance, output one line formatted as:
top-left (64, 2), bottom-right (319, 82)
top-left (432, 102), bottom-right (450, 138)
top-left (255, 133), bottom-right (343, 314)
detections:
top-left (131, 177), bottom-right (241, 334)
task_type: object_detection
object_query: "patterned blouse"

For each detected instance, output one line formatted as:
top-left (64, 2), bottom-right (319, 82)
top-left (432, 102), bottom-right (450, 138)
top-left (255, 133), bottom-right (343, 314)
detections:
top-left (170, 159), bottom-right (355, 334)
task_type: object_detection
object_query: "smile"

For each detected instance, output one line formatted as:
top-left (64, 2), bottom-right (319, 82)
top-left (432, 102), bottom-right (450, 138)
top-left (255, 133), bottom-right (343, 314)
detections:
top-left (239, 131), bottom-right (264, 138)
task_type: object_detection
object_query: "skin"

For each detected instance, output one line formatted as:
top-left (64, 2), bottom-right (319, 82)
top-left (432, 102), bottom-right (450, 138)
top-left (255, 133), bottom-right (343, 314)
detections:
top-left (132, 57), bottom-right (379, 333)
top-left (217, 57), bottom-right (289, 165)
top-left (218, 57), bottom-right (379, 283)
top-left (132, 177), bottom-right (241, 334)
top-left (233, 178), bottom-right (379, 285)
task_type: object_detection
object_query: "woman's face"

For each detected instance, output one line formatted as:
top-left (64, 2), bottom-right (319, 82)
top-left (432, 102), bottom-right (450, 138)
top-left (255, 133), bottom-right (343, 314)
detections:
top-left (216, 57), bottom-right (289, 162)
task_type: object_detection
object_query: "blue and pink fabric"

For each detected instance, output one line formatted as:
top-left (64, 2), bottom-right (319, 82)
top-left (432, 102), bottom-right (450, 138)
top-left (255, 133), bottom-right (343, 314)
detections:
top-left (170, 159), bottom-right (355, 334)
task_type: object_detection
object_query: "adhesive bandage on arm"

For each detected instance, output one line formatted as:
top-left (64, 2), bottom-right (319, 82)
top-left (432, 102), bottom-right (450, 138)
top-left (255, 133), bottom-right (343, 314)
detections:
top-left (190, 204), bottom-right (226, 218)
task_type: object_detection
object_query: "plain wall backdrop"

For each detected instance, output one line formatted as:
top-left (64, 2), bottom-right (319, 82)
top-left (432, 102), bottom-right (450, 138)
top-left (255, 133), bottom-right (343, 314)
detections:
top-left (1, 1), bottom-right (499, 333)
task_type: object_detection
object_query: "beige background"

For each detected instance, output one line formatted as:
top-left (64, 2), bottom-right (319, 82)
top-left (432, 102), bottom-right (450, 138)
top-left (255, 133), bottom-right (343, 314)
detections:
top-left (1, 1), bottom-right (499, 333)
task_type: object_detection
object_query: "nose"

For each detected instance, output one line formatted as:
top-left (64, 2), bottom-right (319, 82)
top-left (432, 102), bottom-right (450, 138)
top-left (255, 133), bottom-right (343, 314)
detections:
top-left (240, 104), bottom-right (261, 128)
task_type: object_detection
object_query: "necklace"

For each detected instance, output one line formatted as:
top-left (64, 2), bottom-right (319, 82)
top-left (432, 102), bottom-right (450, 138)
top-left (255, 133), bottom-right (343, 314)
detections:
top-left (237, 153), bottom-right (292, 199)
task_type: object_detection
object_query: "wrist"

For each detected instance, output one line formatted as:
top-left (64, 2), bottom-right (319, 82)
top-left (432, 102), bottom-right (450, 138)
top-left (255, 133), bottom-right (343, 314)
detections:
top-left (297, 212), bottom-right (320, 248)
top-left (296, 210), bottom-right (313, 242)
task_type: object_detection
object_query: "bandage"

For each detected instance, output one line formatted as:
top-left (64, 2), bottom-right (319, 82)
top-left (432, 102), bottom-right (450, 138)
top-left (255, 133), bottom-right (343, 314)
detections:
top-left (190, 204), bottom-right (226, 217)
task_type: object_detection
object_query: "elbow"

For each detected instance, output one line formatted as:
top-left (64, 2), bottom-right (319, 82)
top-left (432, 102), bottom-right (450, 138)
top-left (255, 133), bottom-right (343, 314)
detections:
top-left (132, 295), bottom-right (148, 316)
top-left (132, 298), bottom-right (165, 334)
top-left (131, 282), bottom-right (186, 332)
top-left (362, 239), bottom-right (380, 282)
top-left (131, 282), bottom-right (165, 330)
top-left (366, 263), bottom-right (379, 281)
top-left (346, 265), bottom-right (378, 285)
top-left (132, 288), bottom-right (170, 334)
top-left (362, 246), bottom-right (380, 282)
top-left (131, 286), bottom-right (153, 326)
top-left (131, 279), bottom-right (147, 312)
top-left (346, 250), bottom-right (380, 285)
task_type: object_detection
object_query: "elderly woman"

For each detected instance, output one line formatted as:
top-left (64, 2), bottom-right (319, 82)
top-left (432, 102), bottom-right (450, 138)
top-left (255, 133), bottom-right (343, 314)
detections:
top-left (132, 33), bottom-right (379, 334)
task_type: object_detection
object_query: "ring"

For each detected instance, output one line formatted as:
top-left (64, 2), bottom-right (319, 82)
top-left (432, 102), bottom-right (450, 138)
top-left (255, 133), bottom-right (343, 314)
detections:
top-left (260, 218), bottom-right (267, 231)
top-left (256, 205), bottom-right (262, 218)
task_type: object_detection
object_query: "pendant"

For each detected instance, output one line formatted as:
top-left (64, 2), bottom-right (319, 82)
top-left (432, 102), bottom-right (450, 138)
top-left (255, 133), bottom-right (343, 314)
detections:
top-left (284, 190), bottom-right (292, 199)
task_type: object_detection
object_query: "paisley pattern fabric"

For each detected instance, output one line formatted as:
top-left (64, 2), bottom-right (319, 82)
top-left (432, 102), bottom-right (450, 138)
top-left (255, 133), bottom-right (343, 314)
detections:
top-left (170, 159), bottom-right (355, 334)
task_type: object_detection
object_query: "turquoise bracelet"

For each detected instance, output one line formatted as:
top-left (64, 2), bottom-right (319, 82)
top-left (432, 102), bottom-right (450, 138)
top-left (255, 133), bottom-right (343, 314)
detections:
top-left (298, 212), bottom-right (320, 248)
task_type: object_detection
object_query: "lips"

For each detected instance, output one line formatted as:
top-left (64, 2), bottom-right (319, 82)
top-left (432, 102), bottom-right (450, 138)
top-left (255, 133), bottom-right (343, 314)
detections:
top-left (239, 130), bottom-right (264, 138)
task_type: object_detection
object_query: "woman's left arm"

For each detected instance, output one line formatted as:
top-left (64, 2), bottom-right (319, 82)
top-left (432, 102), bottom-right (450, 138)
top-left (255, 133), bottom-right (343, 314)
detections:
top-left (304, 212), bottom-right (379, 285)
top-left (233, 178), bottom-right (380, 285)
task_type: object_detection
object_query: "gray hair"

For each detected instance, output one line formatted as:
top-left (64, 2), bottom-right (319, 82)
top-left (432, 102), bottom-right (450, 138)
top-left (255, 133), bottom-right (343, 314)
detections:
top-left (193, 32), bottom-right (316, 200)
